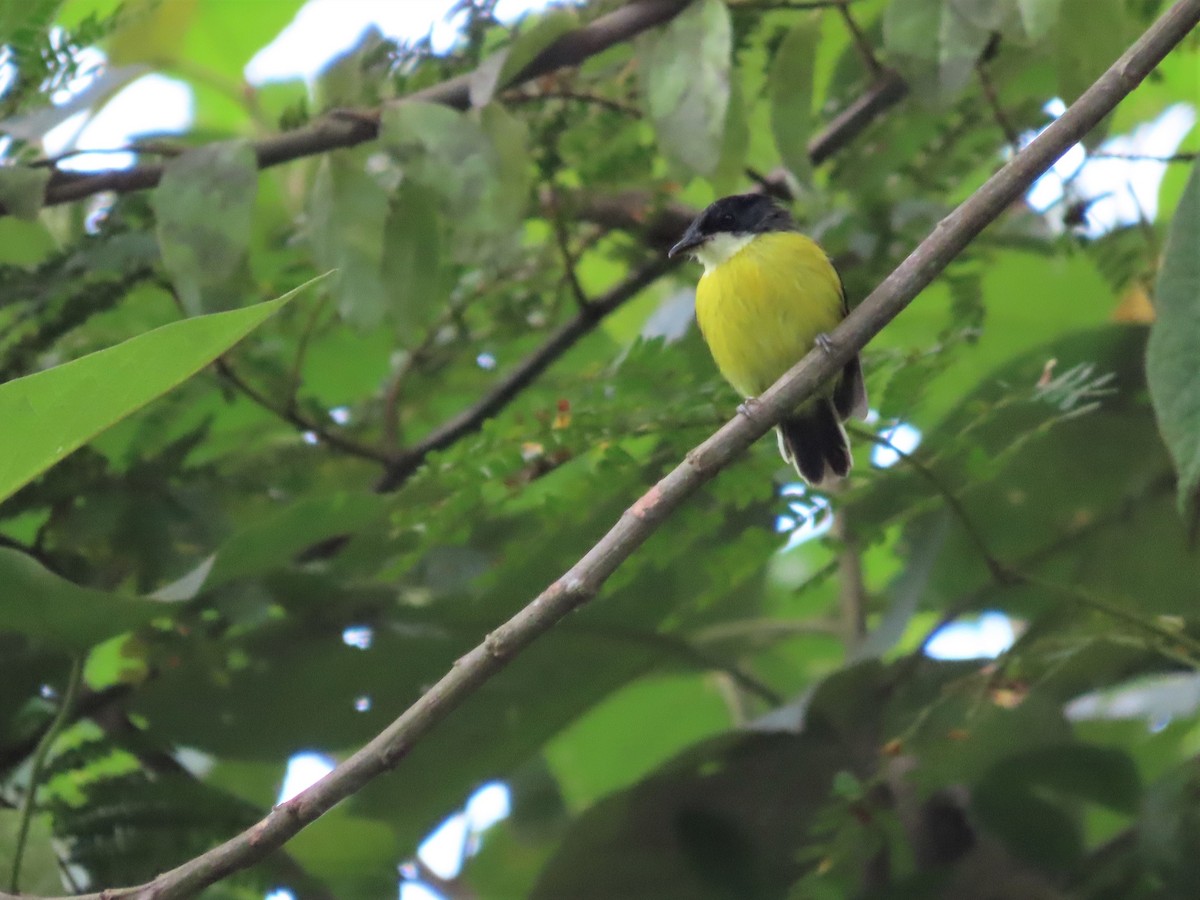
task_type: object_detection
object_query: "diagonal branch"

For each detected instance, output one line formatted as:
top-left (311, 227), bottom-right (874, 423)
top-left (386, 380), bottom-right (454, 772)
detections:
top-left (15, 0), bottom-right (694, 216)
top-left (10, 3), bottom-right (1193, 898)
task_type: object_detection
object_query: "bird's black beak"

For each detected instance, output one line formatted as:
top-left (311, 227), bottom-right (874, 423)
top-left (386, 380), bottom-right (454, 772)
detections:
top-left (668, 224), bottom-right (705, 259)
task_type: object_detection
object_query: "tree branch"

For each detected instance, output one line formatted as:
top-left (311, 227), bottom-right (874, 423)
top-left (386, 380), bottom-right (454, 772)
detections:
top-left (13, 0), bottom-right (694, 217)
top-left (9, 3), bottom-right (1191, 898)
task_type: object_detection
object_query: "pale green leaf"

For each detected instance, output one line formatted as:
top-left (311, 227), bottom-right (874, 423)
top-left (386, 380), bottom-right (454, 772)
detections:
top-left (0, 278), bottom-right (320, 505)
top-left (480, 102), bottom-right (532, 223)
top-left (883, 0), bottom-right (992, 104)
top-left (152, 141), bottom-right (258, 315)
top-left (639, 0), bottom-right (732, 175)
top-left (383, 181), bottom-right (448, 340)
top-left (1147, 159), bottom-right (1200, 523)
top-left (308, 152), bottom-right (390, 329)
top-left (0, 808), bottom-right (61, 893)
top-left (380, 102), bottom-right (524, 263)
top-left (1015, 0), bottom-right (1064, 40)
top-left (711, 66), bottom-right (749, 195)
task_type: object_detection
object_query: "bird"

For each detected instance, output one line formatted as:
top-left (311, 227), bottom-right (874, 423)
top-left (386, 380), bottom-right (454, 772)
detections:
top-left (668, 193), bottom-right (867, 487)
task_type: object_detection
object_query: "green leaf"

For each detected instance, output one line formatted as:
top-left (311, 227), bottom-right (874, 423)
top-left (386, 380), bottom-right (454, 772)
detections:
top-left (544, 674), bottom-right (732, 810)
top-left (0, 278), bottom-right (319, 505)
top-left (152, 141), bottom-right (258, 315)
top-left (883, 0), bottom-right (993, 105)
top-left (382, 181), bottom-right (448, 341)
top-left (1053, 0), bottom-right (1129, 103)
top-left (639, 0), bottom-right (732, 175)
top-left (105, 0), bottom-right (196, 66)
top-left (769, 15), bottom-right (819, 183)
top-left (0, 808), bottom-right (61, 893)
top-left (0, 549), bottom-right (161, 651)
top-left (972, 744), bottom-right (1140, 868)
top-left (180, 0), bottom-right (304, 81)
top-left (1147, 159), bottom-right (1200, 525)
top-left (0, 218), bottom-right (56, 267)
top-left (308, 151), bottom-right (390, 329)
top-left (0, 166), bottom-right (50, 221)
top-left (208, 491), bottom-right (391, 588)
top-left (710, 66), bottom-right (749, 195)
top-left (380, 102), bottom-right (525, 265)
top-left (1015, 0), bottom-right (1064, 40)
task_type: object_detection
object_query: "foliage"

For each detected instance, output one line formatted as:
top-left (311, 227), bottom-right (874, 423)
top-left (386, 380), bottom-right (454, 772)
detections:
top-left (0, 0), bottom-right (1198, 897)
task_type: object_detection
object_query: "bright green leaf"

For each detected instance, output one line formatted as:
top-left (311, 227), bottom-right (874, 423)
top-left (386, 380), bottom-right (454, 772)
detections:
top-left (105, 0), bottom-right (199, 66)
top-left (0, 278), bottom-right (319, 505)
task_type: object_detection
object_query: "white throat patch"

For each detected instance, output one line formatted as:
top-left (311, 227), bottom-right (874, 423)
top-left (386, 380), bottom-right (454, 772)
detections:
top-left (695, 233), bottom-right (754, 274)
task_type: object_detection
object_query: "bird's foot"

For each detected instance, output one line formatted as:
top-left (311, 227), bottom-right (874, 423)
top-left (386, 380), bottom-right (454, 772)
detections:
top-left (737, 397), bottom-right (762, 419)
top-left (815, 333), bottom-right (835, 355)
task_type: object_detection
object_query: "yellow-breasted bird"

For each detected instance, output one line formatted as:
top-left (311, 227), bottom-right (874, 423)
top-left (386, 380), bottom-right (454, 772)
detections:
top-left (669, 194), bottom-right (867, 486)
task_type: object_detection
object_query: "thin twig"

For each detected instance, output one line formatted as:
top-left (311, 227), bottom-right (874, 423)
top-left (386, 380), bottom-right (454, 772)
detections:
top-left (9, 658), bottom-right (81, 893)
top-left (849, 425), bottom-right (1011, 583)
top-left (1088, 150), bottom-right (1197, 162)
top-left (214, 358), bottom-right (392, 464)
top-left (692, 616), bottom-right (841, 644)
top-left (11, 3), bottom-right (1199, 896)
top-left (547, 189), bottom-right (593, 311)
top-left (285, 293), bottom-right (332, 412)
top-left (977, 61), bottom-right (1021, 153)
top-left (576, 624), bottom-right (783, 705)
top-left (835, 0), bottom-right (883, 77)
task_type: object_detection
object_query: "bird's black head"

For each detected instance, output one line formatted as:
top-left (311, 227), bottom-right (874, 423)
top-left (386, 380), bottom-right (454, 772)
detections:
top-left (668, 194), bottom-right (795, 259)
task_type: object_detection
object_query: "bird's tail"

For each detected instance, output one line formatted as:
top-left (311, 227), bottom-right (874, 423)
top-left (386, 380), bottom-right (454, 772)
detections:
top-left (776, 398), bottom-right (852, 487)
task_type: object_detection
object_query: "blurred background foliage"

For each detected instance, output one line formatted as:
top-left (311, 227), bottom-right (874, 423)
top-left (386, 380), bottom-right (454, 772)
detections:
top-left (0, 0), bottom-right (1198, 896)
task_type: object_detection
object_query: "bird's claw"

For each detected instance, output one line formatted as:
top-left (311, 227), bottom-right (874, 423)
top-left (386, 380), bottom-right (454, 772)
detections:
top-left (815, 333), bottom-right (835, 355)
top-left (737, 398), bottom-right (762, 419)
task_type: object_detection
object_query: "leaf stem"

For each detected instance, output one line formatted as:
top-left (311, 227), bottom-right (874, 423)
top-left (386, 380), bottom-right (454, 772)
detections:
top-left (9, 657), bottom-right (82, 893)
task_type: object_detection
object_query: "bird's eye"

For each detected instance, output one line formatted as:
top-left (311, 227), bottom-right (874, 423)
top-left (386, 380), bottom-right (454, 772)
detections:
top-left (718, 212), bottom-right (735, 229)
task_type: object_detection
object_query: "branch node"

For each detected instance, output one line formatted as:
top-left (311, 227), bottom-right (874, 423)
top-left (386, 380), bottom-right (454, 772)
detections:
top-left (382, 740), bottom-right (410, 770)
top-left (629, 485), bottom-right (664, 521)
top-left (484, 630), bottom-right (512, 660)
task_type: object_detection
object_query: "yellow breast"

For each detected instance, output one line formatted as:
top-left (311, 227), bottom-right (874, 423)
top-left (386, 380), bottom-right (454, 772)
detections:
top-left (694, 231), bottom-right (844, 399)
